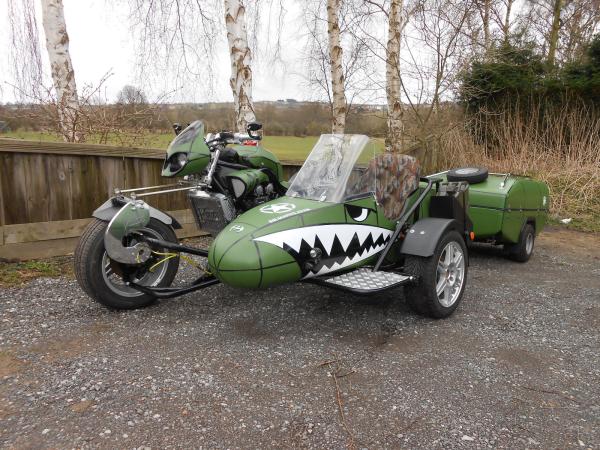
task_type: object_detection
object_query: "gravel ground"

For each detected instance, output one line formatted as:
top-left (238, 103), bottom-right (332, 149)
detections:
top-left (0, 227), bottom-right (599, 449)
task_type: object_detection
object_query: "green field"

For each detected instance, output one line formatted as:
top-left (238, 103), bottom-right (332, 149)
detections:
top-left (1, 130), bottom-right (384, 162)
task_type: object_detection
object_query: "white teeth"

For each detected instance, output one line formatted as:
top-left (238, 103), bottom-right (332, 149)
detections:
top-left (318, 232), bottom-right (336, 255)
top-left (336, 228), bottom-right (356, 252)
top-left (303, 231), bottom-right (317, 248)
top-left (254, 224), bottom-right (393, 278)
top-left (286, 233), bottom-right (304, 253)
top-left (356, 228), bottom-right (371, 246)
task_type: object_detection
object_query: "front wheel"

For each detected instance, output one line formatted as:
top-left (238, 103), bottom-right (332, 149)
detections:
top-left (74, 218), bottom-right (180, 310)
top-left (403, 230), bottom-right (468, 319)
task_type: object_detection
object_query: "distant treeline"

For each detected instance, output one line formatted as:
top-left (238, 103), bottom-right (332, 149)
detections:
top-left (0, 101), bottom-right (388, 138)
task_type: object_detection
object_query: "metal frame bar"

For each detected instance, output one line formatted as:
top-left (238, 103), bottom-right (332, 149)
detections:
top-left (133, 186), bottom-right (197, 198)
top-left (128, 276), bottom-right (220, 299)
top-left (116, 184), bottom-right (181, 194)
top-left (137, 235), bottom-right (209, 257)
top-left (373, 177), bottom-right (436, 272)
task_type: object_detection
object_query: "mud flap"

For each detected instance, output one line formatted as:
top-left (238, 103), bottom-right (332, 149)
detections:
top-left (399, 218), bottom-right (460, 257)
top-left (93, 197), bottom-right (182, 229)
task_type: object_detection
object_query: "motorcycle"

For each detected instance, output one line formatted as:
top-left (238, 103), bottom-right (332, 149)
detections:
top-left (76, 132), bottom-right (477, 319)
top-left (74, 120), bottom-right (288, 309)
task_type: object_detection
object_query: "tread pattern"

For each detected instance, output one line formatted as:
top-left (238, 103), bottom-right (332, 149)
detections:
top-left (73, 218), bottom-right (107, 298)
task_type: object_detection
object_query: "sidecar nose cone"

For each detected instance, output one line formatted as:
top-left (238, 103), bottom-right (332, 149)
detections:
top-left (209, 224), bottom-right (299, 289)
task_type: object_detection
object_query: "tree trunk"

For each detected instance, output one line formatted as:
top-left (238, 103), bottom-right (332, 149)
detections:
top-left (482, 0), bottom-right (491, 57)
top-left (386, 0), bottom-right (404, 152)
top-left (326, 0), bottom-right (346, 134)
top-left (547, 0), bottom-right (563, 67)
top-left (502, 0), bottom-right (514, 46)
top-left (41, 0), bottom-right (82, 142)
top-left (224, 0), bottom-right (256, 133)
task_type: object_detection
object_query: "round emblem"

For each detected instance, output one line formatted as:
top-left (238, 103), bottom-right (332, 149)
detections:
top-left (260, 203), bottom-right (296, 214)
top-left (230, 225), bottom-right (244, 232)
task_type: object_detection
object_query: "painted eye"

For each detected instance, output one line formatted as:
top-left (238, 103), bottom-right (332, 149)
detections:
top-left (346, 205), bottom-right (370, 222)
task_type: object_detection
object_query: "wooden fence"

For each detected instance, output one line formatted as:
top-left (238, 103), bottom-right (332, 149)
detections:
top-left (0, 138), bottom-right (300, 260)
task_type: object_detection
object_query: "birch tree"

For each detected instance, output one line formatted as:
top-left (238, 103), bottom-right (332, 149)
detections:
top-left (546, 0), bottom-right (563, 67)
top-left (476, 0), bottom-right (492, 57)
top-left (327, 0), bottom-right (347, 134)
top-left (41, 0), bottom-right (82, 142)
top-left (386, 0), bottom-right (404, 152)
top-left (224, 0), bottom-right (256, 133)
top-left (302, 0), bottom-right (376, 134)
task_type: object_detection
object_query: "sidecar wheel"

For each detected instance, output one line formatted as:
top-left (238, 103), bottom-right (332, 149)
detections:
top-left (403, 230), bottom-right (468, 319)
top-left (74, 218), bottom-right (179, 310)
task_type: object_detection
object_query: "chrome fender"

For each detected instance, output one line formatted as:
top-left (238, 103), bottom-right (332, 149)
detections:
top-left (104, 200), bottom-right (152, 264)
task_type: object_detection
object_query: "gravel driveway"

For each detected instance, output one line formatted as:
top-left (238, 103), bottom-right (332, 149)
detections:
top-left (1, 227), bottom-right (599, 449)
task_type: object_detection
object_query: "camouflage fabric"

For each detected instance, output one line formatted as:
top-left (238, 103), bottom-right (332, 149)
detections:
top-left (353, 153), bottom-right (420, 221)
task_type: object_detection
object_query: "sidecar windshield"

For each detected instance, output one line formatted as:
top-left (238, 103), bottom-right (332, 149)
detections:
top-left (286, 134), bottom-right (377, 203)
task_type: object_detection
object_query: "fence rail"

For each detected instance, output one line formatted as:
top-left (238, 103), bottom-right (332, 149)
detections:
top-left (0, 138), bottom-right (301, 260)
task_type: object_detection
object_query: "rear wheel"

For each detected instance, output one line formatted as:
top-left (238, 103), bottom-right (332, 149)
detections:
top-left (506, 223), bottom-right (535, 262)
top-left (74, 218), bottom-right (180, 310)
top-left (403, 230), bottom-right (468, 319)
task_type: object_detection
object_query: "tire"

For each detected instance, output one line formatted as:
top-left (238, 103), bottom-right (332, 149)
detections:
top-left (74, 218), bottom-right (180, 310)
top-left (506, 223), bottom-right (535, 262)
top-left (403, 230), bottom-right (468, 319)
top-left (447, 167), bottom-right (488, 184)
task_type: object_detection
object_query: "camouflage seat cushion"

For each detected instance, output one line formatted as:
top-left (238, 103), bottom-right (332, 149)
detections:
top-left (354, 153), bottom-right (420, 221)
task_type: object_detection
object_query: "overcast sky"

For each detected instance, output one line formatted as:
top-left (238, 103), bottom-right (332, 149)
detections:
top-left (0, 0), bottom-right (309, 104)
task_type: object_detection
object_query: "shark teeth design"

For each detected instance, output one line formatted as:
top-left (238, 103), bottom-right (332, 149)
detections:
top-left (254, 224), bottom-right (393, 278)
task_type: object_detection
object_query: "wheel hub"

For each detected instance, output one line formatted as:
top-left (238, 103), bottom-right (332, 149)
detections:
top-left (436, 242), bottom-right (466, 307)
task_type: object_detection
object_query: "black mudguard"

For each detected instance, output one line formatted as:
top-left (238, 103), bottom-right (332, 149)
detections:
top-left (400, 218), bottom-right (462, 257)
top-left (92, 197), bottom-right (183, 229)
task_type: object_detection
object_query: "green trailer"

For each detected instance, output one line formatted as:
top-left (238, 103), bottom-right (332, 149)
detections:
top-left (426, 168), bottom-right (549, 261)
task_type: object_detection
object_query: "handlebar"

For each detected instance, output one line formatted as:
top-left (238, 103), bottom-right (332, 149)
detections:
top-left (206, 131), bottom-right (258, 149)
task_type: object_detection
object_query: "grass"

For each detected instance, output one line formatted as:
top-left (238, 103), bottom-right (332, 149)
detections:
top-left (0, 258), bottom-right (72, 287)
top-left (1, 131), bottom-right (385, 162)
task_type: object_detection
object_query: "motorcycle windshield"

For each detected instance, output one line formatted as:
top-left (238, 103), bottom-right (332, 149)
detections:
top-left (167, 120), bottom-right (205, 155)
top-left (286, 134), bottom-right (377, 203)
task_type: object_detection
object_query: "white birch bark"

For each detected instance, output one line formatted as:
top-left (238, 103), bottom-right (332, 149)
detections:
top-left (482, 0), bottom-right (491, 57)
top-left (41, 0), bottom-right (82, 142)
top-left (386, 0), bottom-right (404, 152)
top-left (326, 0), bottom-right (346, 134)
top-left (224, 0), bottom-right (256, 133)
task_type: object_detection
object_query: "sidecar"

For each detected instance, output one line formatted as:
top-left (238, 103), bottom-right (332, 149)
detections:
top-left (89, 134), bottom-right (475, 318)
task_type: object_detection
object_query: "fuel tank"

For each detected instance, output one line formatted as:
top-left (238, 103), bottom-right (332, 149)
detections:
top-left (208, 196), bottom-right (396, 289)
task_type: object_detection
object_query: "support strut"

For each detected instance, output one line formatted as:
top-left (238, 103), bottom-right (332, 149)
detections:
top-left (127, 276), bottom-right (220, 299)
top-left (138, 235), bottom-right (209, 257)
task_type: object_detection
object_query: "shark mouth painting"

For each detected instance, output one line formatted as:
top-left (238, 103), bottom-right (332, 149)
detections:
top-left (254, 224), bottom-right (393, 277)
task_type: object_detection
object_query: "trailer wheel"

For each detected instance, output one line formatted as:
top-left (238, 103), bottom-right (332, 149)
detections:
top-left (506, 223), bottom-right (535, 262)
top-left (74, 218), bottom-right (179, 310)
top-left (403, 230), bottom-right (468, 319)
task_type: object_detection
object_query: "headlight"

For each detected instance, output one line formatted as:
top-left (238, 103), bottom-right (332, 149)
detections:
top-left (168, 152), bottom-right (188, 173)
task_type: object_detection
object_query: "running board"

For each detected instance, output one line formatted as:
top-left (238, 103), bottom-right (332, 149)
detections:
top-left (313, 268), bottom-right (416, 295)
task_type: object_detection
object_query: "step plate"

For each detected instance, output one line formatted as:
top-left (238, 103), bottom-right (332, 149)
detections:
top-left (320, 268), bottom-right (412, 294)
